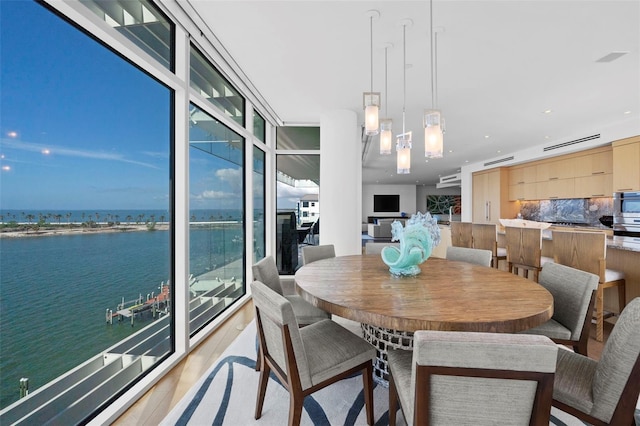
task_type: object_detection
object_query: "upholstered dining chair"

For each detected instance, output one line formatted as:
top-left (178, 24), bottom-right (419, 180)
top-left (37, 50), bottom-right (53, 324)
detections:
top-left (521, 262), bottom-right (598, 356)
top-left (552, 297), bottom-right (640, 426)
top-left (301, 244), bottom-right (335, 265)
top-left (505, 226), bottom-right (553, 282)
top-left (450, 221), bottom-right (473, 248)
top-left (445, 246), bottom-right (493, 267)
top-left (552, 230), bottom-right (626, 342)
top-left (364, 241), bottom-right (400, 255)
top-left (472, 223), bottom-right (506, 268)
top-left (251, 280), bottom-right (376, 426)
top-left (388, 330), bottom-right (557, 426)
top-left (252, 256), bottom-right (329, 326)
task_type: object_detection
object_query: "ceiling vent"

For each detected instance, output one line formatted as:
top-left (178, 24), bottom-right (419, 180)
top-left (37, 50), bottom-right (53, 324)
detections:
top-left (436, 173), bottom-right (461, 189)
top-left (543, 134), bottom-right (600, 152)
top-left (484, 156), bottom-right (514, 167)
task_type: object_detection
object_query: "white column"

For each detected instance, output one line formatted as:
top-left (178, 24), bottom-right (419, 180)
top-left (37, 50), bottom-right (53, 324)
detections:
top-left (320, 110), bottom-right (362, 256)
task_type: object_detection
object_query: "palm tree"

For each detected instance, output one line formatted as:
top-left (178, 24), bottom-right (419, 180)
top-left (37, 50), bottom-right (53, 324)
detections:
top-left (54, 214), bottom-right (62, 225)
top-left (66, 212), bottom-right (72, 226)
top-left (126, 215), bottom-right (133, 224)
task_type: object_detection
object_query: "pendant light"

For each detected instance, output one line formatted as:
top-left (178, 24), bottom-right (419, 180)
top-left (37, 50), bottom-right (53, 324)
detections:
top-left (379, 43), bottom-right (393, 155)
top-left (424, 0), bottom-right (444, 158)
top-left (397, 19), bottom-right (413, 174)
top-left (364, 10), bottom-right (380, 136)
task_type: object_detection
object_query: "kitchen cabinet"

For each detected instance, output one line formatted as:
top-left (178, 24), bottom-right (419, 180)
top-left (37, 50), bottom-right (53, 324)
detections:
top-left (574, 149), bottom-right (613, 177)
top-left (613, 138), bottom-right (640, 192)
top-left (508, 165), bottom-right (537, 185)
top-left (508, 182), bottom-right (537, 201)
top-left (536, 157), bottom-right (576, 181)
top-left (575, 174), bottom-right (613, 198)
top-left (473, 168), bottom-right (516, 224)
top-left (536, 178), bottom-right (575, 199)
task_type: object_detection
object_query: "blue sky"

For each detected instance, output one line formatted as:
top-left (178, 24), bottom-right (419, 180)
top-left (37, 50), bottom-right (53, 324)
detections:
top-left (0, 1), bottom-right (173, 210)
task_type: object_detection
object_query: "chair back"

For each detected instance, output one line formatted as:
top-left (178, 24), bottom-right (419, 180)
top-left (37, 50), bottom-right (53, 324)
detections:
top-left (445, 246), bottom-right (492, 267)
top-left (252, 255), bottom-right (284, 295)
top-left (471, 223), bottom-right (498, 255)
top-left (301, 244), bottom-right (336, 265)
top-left (505, 226), bottom-right (542, 268)
top-left (411, 331), bottom-right (557, 425)
top-left (365, 242), bottom-right (400, 255)
top-left (591, 297), bottom-right (640, 423)
top-left (539, 263), bottom-right (598, 341)
top-left (552, 231), bottom-right (606, 283)
top-left (250, 280), bottom-right (313, 389)
top-left (450, 222), bottom-right (473, 248)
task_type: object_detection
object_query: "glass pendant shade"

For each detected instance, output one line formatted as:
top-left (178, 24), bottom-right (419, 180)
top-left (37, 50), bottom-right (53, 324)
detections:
top-left (363, 92), bottom-right (380, 135)
top-left (396, 131), bottom-right (412, 174)
top-left (379, 118), bottom-right (393, 154)
top-left (424, 109), bottom-right (444, 158)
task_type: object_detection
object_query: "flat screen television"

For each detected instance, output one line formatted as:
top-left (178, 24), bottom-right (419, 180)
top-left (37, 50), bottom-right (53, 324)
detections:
top-left (374, 194), bottom-right (400, 212)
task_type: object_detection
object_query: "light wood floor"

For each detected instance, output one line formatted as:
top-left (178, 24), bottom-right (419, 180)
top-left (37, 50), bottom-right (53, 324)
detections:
top-left (113, 300), bottom-right (255, 426)
top-left (113, 299), bottom-right (611, 425)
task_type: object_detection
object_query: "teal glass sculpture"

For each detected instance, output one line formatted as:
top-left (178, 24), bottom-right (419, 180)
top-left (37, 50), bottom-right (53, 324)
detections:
top-left (381, 212), bottom-right (441, 276)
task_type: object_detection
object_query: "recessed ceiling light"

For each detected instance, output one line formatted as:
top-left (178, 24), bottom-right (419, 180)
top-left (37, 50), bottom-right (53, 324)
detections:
top-left (465, 160), bottom-right (469, 163)
top-left (543, 109), bottom-right (552, 114)
top-left (425, 159), bottom-right (429, 163)
top-left (448, 150), bottom-right (453, 153)
top-left (484, 135), bottom-right (490, 139)
top-left (545, 136), bottom-right (550, 139)
top-left (624, 111), bottom-right (631, 115)
top-left (497, 150), bottom-right (501, 153)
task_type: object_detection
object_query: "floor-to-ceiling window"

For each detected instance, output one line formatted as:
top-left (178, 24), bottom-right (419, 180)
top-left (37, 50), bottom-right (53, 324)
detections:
top-left (0, 0), bottom-right (268, 422)
top-left (0, 0), bottom-right (172, 420)
top-left (188, 104), bottom-right (245, 334)
top-left (275, 127), bottom-right (320, 273)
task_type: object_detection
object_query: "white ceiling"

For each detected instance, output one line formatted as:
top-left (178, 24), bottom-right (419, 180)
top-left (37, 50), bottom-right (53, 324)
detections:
top-left (187, 0), bottom-right (639, 185)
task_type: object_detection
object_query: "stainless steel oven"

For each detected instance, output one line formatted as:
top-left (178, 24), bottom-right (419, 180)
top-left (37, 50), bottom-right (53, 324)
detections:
top-left (613, 192), bottom-right (640, 237)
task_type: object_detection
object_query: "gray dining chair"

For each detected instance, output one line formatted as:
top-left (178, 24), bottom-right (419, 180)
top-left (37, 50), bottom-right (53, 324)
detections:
top-left (252, 255), bottom-right (329, 326)
top-left (445, 246), bottom-right (493, 267)
top-left (388, 330), bottom-right (557, 426)
top-left (251, 280), bottom-right (376, 426)
top-left (552, 297), bottom-right (640, 425)
top-left (301, 244), bottom-right (335, 265)
top-left (365, 241), bottom-right (400, 255)
top-left (521, 262), bottom-right (598, 356)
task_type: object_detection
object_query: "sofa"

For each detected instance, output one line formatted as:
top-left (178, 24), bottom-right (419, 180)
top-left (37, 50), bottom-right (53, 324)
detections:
top-left (367, 218), bottom-right (405, 239)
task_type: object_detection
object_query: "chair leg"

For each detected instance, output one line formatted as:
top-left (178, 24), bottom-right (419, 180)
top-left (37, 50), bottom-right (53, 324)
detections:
top-left (595, 286), bottom-right (604, 342)
top-left (255, 344), bottom-right (261, 371)
top-left (389, 372), bottom-right (398, 426)
top-left (288, 390), bottom-right (304, 426)
top-left (255, 361), bottom-right (270, 419)
top-left (618, 280), bottom-right (626, 316)
top-left (362, 363), bottom-right (374, 425)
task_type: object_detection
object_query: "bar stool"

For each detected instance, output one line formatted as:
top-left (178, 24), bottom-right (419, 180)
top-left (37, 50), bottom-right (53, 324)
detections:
top-left (472, 223), bottom-right (506, 268)
top-left (450, 221), bottom-right (473, 248)
top-left (505, 226), bottom-right (553, 282)
top-left (552, 231), bottom-right (626, 342)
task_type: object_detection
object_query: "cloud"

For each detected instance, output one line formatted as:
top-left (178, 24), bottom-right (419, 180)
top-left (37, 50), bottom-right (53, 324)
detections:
top-left (0, 138), bottom-right (160, 169)
top-left (193, 190), bottom-right (237, 200)
top-left (215, 168), bottom-right (242, 191)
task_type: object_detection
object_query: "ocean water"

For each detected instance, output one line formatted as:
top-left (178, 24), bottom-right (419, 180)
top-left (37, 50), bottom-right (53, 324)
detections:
top-left (0, 221), bottom-right (245, 409)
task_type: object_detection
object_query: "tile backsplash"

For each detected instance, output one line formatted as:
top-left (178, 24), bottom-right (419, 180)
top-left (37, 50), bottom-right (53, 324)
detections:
top-left (519, 198), bottom-right (613, 226)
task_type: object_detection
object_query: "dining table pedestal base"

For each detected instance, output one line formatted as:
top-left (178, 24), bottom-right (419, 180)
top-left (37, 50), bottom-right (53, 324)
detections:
top-left (361, 323), bottom-right (414, 387)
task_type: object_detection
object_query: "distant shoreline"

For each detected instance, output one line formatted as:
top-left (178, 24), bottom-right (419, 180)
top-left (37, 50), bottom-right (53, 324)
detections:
top-left (0, 223), bottom-right (170, 239)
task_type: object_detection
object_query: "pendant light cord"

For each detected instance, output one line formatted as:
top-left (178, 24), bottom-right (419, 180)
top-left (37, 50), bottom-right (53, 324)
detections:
top-left (370, 15), bottom-right (374, 93)
top-left (402, 23), bottom-right (407, 135)
top-left (430, 0), bottom-right (435, 109)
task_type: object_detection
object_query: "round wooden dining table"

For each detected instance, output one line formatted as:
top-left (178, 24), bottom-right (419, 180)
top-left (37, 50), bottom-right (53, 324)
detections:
top-left (295, 254), bottom-right (554, 384)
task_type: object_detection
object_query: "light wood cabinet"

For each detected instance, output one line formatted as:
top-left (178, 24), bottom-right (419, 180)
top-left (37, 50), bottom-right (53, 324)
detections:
top-left (574, 149), bottom-right (613, 177)
top-left (537, 178), bottom-right (575, 199)
top-left (612, 138), bottom-right (640, 192)
top-left (536, 157), bottom-right (576, 181)
top-left (473, 168), bottom-right (516, 224)
top-left (508, 182), bottom-right (537, 201)
top-left (508, 165), bottom-right (536, 185)
top-left (575, 174), bottom-right (613, 198)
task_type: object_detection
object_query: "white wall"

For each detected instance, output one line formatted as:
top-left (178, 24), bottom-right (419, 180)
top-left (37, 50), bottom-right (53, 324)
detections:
top-left (362, 184), bottom-right (416, 222)
top-left (320, 110), bottom-right (362, 256)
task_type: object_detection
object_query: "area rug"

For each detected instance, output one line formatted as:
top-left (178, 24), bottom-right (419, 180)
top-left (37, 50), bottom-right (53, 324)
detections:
top-left (161, 321), bottom-right (636, 425)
